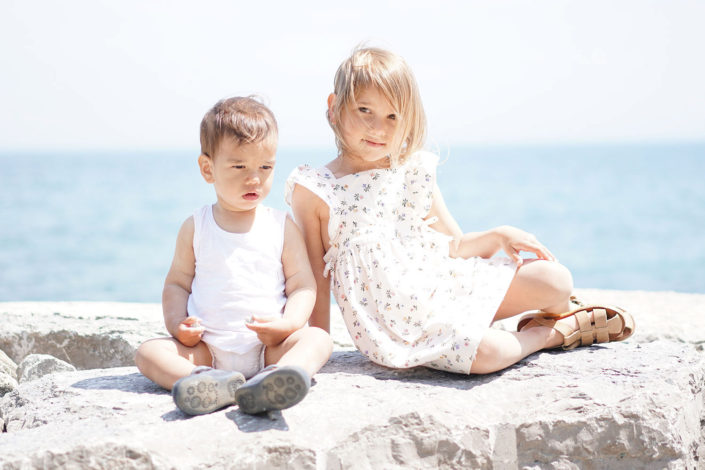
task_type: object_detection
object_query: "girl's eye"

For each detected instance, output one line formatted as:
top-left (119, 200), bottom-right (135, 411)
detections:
top-left (358, 107), bottom-right (370, 113)
top-left (387, 114), bottom-right (397, 121)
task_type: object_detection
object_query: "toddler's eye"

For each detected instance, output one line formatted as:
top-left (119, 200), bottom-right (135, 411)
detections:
top-left (261, 165), bottom-right (273, 170)
top-left (234, 165), bottom-right (246, 169)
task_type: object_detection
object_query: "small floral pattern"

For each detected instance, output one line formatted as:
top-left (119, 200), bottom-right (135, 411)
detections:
top-left (285, 151), bottom-right (516, 374)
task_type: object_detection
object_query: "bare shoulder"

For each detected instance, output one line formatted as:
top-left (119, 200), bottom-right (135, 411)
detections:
top-left (176, 215), bottom-right (195, 242)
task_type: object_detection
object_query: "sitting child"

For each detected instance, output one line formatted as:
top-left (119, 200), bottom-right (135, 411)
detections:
top-left (135, 96), bottom-right (333, 415)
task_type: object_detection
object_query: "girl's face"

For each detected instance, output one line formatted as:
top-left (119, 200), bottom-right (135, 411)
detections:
top-left (333, 87), bottom-right (403, 162)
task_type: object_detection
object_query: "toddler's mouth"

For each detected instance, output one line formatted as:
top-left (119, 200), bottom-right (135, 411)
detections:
top-left (242, 192), bottom-right (259, 201)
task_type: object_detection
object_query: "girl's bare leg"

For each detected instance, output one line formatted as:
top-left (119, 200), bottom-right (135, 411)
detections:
top-left (134, 337), bottom-right (212, 390)
top-left (264, 326), bottom-right (333, 377)
top-left (494, 259), bottom-right (574, 321)
top-left (469, 259), bottom-right (579, 374)
top-left (469, 327), bottom-right (564, 374)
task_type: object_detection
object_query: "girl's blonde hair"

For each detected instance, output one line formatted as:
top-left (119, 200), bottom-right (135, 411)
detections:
top-left (328, 46), bottom-right (427, 166)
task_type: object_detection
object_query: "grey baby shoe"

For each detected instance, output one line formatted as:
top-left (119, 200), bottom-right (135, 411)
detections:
top-left (235, 365), bottom-right (310, 415)
top-left (172, 366), bottom-right (246, 415)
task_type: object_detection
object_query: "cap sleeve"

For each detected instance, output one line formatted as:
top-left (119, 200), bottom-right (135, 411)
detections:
top-left (285, 165), bottom-right (333, 208)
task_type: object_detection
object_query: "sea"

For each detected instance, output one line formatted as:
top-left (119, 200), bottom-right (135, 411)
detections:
top-left (1, 142), bottom-right (703, 302)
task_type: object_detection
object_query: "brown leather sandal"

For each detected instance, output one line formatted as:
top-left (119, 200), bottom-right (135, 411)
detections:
top-left (517, 305), bottom-right (635, 350)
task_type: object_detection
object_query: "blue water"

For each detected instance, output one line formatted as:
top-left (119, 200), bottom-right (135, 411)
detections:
top-left (1, 142), bottom-right (703, 301)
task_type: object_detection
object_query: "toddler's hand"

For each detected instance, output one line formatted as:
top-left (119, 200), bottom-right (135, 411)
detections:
top-left (244, 315), bottom-right (296, 347)
top-left (175, 316), bottom-right (205, 347)
top-left (495, 225), bottom-right (556, 266)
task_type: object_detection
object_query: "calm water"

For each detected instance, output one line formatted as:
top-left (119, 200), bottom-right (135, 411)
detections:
top-left (1, 142), bottom-right (703, 301)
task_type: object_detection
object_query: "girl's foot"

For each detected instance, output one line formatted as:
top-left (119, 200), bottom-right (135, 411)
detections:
top-left (234, 365), bottom-right (310, 415)
top-left (518, 305), bottom-right (635, 350)
top-left (172, 366), bottom-right (246, 415)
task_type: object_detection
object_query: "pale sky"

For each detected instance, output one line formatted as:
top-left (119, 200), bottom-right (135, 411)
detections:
top-left (1, 0), bottom-right (704, 151)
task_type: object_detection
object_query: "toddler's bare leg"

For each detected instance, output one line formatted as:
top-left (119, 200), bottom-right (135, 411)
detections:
top-left (264, 327), bottom-right (333, 377)
top-left (134, 337), bottom-right (212, 390)
top-left (494, 259), bottom-right (573, 321)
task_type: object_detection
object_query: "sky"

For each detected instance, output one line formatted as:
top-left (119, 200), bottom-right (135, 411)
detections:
top-left (1, 0), bottom-right (704, 151)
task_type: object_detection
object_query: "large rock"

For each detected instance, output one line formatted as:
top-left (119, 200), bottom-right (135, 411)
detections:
top-left (0, 288), bottom-right (704, 469)
top-left (0, 302), bottom-right (167, 369)
top-left (0, 373), bottom-right (18, 398)
top-left (0, 349), bottom-right (17, 380)
top-left (17, 354), bottom-right (76, 383)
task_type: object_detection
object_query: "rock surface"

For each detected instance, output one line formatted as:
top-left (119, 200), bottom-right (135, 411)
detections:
top-left (17, 354), bottom-right (76, 383)
top-left (0, 289), bottom-right (704, 469)
top-left (0, 350), bottom-right (17, 380)
top-left (0, 373), bottom-right (17, 398)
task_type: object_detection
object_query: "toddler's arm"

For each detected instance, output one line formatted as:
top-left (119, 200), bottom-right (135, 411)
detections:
top-left (290, 184), bottom-right (331, 332)
top-left (162, 217), bottom-right (203, 347)
top-left (246, 216), bottom-right (317, 346)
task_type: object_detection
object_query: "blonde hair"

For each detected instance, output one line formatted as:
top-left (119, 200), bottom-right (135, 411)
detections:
top-left (200, 96), bottom-right (277, 158)
top-left (328, 46), bottom-right (427, 166)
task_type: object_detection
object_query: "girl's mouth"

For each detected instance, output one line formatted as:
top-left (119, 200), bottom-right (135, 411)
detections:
top-left (364, 139), bottom-right (385, 148)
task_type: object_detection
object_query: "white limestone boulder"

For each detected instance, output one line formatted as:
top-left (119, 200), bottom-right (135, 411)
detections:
top-left (0, 349), bottom-right (17, 380)
top-left (17, 354), bottom-right (76, 383)
top-left (0, 288), bottom-right (704, 469)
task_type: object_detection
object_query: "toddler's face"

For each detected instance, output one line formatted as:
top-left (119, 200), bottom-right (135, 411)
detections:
top-left (206, 137), bottom-right (277, 213)
top-left (338, 87), bottom-right (403, 162)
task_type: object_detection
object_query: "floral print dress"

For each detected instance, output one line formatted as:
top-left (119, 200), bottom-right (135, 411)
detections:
top-left (285, 151), bottom-right (516, 374)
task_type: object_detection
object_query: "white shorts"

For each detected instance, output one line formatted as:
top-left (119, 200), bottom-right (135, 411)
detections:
top-left (207, 342), bottom-right (266, 379)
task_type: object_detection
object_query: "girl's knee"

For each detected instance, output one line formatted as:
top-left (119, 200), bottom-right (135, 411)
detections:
top-left (547, 262), bottom-right (574, 297)
top-left (469, 340), bottom-right (498, 375)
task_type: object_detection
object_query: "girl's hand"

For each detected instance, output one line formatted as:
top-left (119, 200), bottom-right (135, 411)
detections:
top-left (245, 315), bottom-right (296, 347)
top-left (495, 225), bottom-right (556, 266)
top-left (175, 316), bottom-right (205, 347)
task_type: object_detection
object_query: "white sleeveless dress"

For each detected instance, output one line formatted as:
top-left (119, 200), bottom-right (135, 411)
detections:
top-left (286, 151), bottom-right (516, 373)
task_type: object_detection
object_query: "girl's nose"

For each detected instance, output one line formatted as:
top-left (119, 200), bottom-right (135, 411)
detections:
top-left (369, 116), bottom-right (386, 135)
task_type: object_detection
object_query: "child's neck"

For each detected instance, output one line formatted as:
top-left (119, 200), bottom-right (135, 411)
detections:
top-left (211, 203), bottom-right (257, 234)
top-left (326, 153), bottom-right (390, 178)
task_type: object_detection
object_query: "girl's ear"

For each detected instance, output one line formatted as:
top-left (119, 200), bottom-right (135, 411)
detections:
top-left (198, 154), bottom-right (215, 183)
top-left (327, 93), bottom-right (337, 124)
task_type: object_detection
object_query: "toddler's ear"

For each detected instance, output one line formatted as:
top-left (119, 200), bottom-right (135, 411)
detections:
top-left (198, 154), bottom-right (215, 183)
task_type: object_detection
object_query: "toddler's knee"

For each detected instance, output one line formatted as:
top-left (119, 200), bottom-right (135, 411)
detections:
top-left (303, 326), bottom-right (334, 354)
top-left (134, 339), bottom-right (159, 371)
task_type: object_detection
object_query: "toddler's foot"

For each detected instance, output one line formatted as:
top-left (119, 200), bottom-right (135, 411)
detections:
top-left (235, 365), bottom-right (310, 415)
top-left (172, 366), bottom-right (246, 415)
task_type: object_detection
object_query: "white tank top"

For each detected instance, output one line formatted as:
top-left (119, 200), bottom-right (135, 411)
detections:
top-left (187, 204), bottom-right (287, 353)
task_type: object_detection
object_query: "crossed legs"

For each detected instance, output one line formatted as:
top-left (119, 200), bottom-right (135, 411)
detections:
top-left (135, 326), bottom-right (332, 390)
top-left (470, 259), bottom-right (575, 374)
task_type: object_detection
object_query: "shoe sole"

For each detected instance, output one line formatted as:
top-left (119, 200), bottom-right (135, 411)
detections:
top-left (235, 367), bottom-right (309, 415)
top-left (172, 372), bottom-right (246, 415)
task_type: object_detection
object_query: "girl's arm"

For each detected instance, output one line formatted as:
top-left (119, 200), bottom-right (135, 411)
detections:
top-left (426, 184), bottom-right (556, 264)
top-left (162, 217), bottom-right (204, 346)
top-left (246, 215), bottom-right (317, 346)
top-left (290, 184), bottom-right (332, 333)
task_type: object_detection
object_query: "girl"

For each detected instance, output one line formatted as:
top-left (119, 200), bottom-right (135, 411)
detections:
top-left (286, 47), bottom-right (634, 375)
